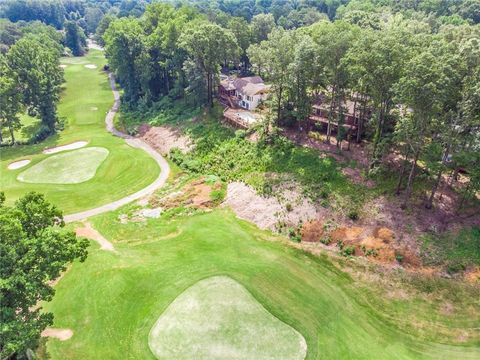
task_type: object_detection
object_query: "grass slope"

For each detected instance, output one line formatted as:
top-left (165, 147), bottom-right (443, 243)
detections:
top-left (18, 147), bottom-right (108, 184)
top-left (43, 208), bottom-right (480, 359)
top-left (148, 276), bottom-right (306, 359)
top-left (0, 50), bottom-right (159, 213)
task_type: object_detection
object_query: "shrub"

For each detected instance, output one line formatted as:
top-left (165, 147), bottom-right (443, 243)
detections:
top-left (348, 209), bottom-right (359, 221)
top-left (395, 254), bottom-right (404, 263)
top-left (340, 245), bottom-right (355, 257)
top-left (447, 261), bottom-right (466, 274)
top-left (285, 203), bottom-right (293, 212)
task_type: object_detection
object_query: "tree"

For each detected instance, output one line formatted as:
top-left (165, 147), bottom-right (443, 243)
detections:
top-left (95, 14), bottom-right (115, 47)
top-left (0, 192), bottom-right (89, 359)
top-left (227, 17), bottom-right (252, 70)
top-left (0, 55), bottom-right (22, 144)
top-left (85, 7), bottom-right (104, 34)
top-left (394, 41), bottom-right (461, 208)
top-left (251, 13), bottom-right (276, 43)
top-left (248, 28), bottom-right (296, 123)
top-left (6, 35), bottom-right (64, 134)
top-left (64, 20), bottom-right (86, 56)
top-left (104, 18), bottom-right (146, 104)
top-left (308, 21), bottom-right (359, 143)
top-left (344, 26), bottom-right (412, 167)
top-left (180, 22), bottom-right (240, 107)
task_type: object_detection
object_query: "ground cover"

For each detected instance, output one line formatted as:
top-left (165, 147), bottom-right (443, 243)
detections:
top-left (148, 276), bottom-right (307, 360)
top-left (41, 205), bottom-right (480, 359)
top-left (0, 49), bottom-right (160, 214)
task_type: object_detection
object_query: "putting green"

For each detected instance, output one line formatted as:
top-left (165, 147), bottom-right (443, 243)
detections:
top-left (17, 147), bottom-right (109, 184)
top-left (148, 276), bottom-right (307, 360)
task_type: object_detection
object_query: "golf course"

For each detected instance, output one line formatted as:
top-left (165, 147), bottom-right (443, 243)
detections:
top-left (41, 207), bottom-right (479, 359)
top-left (2, 38), bottom-right (479, 360)
top-left (0, 49), bottom-right (160, 214)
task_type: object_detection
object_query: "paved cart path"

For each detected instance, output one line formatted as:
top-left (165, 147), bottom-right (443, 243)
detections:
top-left (64, 73), bottom-right (170, 223)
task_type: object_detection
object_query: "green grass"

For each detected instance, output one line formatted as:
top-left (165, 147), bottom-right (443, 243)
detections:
top-left (420, 227), bottom-right (480, 270)
top-left (42, 207), bottom-right (480, 359)
top-left (148, 276), bottom-right (306, 360)
top-left (0, 49), bottom-right (160, 214)
top-left (17, 147), bottom-right (109, 184)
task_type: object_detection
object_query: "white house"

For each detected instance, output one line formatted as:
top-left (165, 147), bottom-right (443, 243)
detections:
top-left (218, 76), bottom-right (270, 110)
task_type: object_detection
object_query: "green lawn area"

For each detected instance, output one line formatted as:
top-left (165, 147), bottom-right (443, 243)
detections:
top-left (148, 276), bottom-right (306, 359)
top-left (0, 49), bottom-right (160, 214)
top-left (42, 207), bottom-right (480, 359)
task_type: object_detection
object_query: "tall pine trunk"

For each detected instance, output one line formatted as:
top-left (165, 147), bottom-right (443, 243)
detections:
top-left (395, 147), bottom-right (411, 195)
top-left (402, 147), bottom-right (421, 208)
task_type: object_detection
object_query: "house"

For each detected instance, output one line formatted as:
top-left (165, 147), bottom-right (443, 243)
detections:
top-left (308, 94), bottom-right (371, 138)
top-left (218, 76), bottom-right (270, 110)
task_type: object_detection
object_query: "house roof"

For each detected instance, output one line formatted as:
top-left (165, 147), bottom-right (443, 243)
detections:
top-left (220, 76), bottom-right (270, 96)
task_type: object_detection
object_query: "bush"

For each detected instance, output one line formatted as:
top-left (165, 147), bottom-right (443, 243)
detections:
top-left (447, 261), bottom-right (466, 274)
top-left (348, 209), bottom-right (359, 221)
top-left (285, 203), bottom-right (293, 212)
top-left (340, 245), bottom-right (355, 257)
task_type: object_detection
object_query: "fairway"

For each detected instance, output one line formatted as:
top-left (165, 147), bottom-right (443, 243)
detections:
top-left (18, 147), bottom-right (109, 184)
top-left (149, 276), bottom-right (307, 360)
top-left (0, 50), bottom-right (160, 214)
top-left (42, 208), bottom-right (480, 360)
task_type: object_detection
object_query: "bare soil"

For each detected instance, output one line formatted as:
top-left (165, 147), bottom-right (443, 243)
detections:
top-left (224, 182), bottom-right (321, 231)
top-left (41, 328), bottom-right (73, 341)
top-left (137, 124), bottom-right (192, 155)
top-left (75, 221), bottom-right (116, 252)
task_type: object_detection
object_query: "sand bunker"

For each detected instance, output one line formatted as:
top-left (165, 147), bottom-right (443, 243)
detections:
top-left (8, 159), bottom-right (31, 170)
top-left (149, 276), bottom-right (306, 360)
top-left (43, 141), bottom-right (88, 154)
top-left (41, 328), bottom-right (73, 341)
top-left (84, 64), bottom-right (97, 69)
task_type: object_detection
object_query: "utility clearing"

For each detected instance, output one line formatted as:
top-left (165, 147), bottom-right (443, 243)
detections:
top-left (149, 276), bottom-right (307, 360)
top-left (17, 147), bottom-right (109, 184)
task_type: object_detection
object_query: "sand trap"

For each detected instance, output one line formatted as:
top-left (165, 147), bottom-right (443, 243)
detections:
top-left (43, 141), bottom-right (88, 154)
top-left (41, 328), bottom-right (73, 341)
top-left (8, 159), bottom-right (31, 170)
top-left (84, 64), bottom-right (97, 69)
top-left (149, 276), bottom-right (307, 360)
top-left (59, 64), bottom-right (67, 68)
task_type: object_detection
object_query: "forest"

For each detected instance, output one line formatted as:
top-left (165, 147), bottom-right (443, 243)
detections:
top-left (1, 1), bottom-right (480, 359)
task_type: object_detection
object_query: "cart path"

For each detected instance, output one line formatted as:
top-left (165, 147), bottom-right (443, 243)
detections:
top-left (64, 73), bottom-right (170, 223)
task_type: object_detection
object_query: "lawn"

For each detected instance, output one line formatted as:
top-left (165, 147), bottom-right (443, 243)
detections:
top-left (0, 49), bottom-right (160, 214)
top-left (148, 276), bottom-right (306, 359)
top-left (42, 207), bottom-right (480, 359)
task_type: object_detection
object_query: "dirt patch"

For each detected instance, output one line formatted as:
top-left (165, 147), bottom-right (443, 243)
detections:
top-left (7, 159), bottom-right (30, 170)
top-left (301, 220), bottom-right (324, 242)
top-left (341, 167), bottom-right (375, 188)
top-left (43, 141), bottom-right (88, 154)
top-left (137, 124), bottom-right (192, 155)
top-left (149, 177), bottom-right (218, 211)
top-left (465, 267), bottom-right (480, 283)
top-left (224, 182), bottom-right (319, 231)
top-left (75, 221), bottom-right (116, 252)
top-left (41, 328), bottom-right (73, 341)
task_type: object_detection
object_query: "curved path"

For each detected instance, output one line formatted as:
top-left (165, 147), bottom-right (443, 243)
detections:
top-left (64, 73), bottom-right (170, 223)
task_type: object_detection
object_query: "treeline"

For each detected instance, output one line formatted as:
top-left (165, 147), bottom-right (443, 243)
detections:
top-left (0, 0), bottom-right (150, 31)
top-left (102, 2), bottom-right (479, 209)
top-left (0, 23), bottom-right (64, 145)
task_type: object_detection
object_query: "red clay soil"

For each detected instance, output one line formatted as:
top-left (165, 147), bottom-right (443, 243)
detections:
top-left (301, 220), bottom-right (324, 242)
top-left (151, 178), bottom-right (217, 210)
